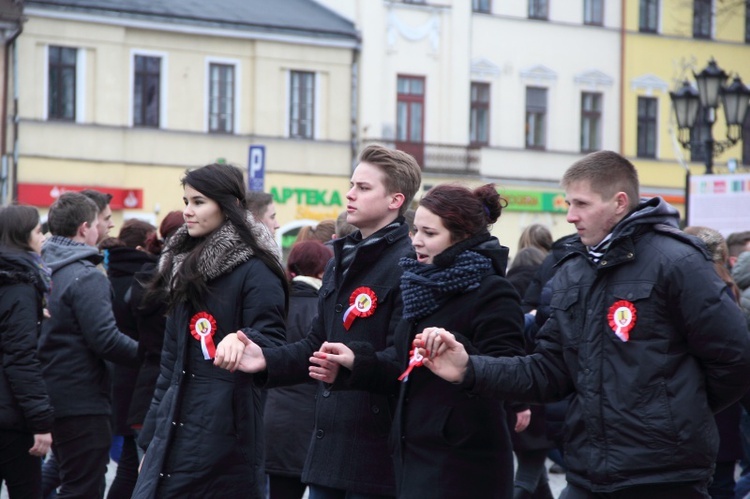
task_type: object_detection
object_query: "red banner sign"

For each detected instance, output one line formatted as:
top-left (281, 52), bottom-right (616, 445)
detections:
top-left (17, 183), bottom-right (143, 210)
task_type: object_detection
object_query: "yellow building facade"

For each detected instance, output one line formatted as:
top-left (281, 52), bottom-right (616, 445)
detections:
top-left (623, 0), bottom-right (750, 214)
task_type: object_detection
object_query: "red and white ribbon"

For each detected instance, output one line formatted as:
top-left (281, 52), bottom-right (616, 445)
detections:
top-left (190, 312), bottom-right (218, 360)
top-left (397, 349), bottom-right (424, 381)
top-left (607, 300), bottom-right (637, 342)
top-left (342, 286), bottom-right (378, 331)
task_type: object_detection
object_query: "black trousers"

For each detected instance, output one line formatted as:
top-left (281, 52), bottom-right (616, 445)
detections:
top-left (107, 435), bottom-right (140, 499)
top-left (52, 415), bottom-right (111, 499)
top-left (0, 429), bottom-right (42, 499)
top-left (560, 480), bottom-right (710, 499)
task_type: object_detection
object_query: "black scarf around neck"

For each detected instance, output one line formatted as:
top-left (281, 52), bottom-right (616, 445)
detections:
top-left (399, 246), bottom-right (492, 322)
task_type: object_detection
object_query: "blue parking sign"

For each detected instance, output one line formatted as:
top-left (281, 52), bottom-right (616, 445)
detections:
top-left (248, 145), bottom-right (265, 192)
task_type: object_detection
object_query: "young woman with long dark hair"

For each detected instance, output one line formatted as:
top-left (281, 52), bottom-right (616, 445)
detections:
top-left (132, 163), bottom-right (287, 499)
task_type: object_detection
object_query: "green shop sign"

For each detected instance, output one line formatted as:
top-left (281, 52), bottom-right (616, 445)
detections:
top-left (271, 187), bottom-right (343, 207)
top-left (502, 190), bottom-right (567, 213)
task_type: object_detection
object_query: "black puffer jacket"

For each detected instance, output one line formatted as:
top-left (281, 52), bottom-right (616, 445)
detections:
top-left (0, 247), bottom-right (54, 433)
top-left (463, 197), bottom-right (750, 492)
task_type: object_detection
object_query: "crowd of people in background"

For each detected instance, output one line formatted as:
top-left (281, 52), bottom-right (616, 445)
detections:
top-left (1, 147), bottom-right (750, 499)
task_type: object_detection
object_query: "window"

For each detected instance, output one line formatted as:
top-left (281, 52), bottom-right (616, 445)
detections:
top-left (745, 0), bottom-right (750, 43)
top-left (48, 46), bottom-right (76, 121)
top-left (584, 0), bottom-right (604, 25)
top-left (133, 55), bottom-right (160, 127)
top-left (289, 71), bottom-right (315, 139)
top-left (473, 0), bottom-right (491, 13)
top-left (529, 0), bottom-right (548, 20)
top-left (693, 0), bottom-right (712, 39)
top-left (690, 106), bottom-right (711, 163)
top-left (580, 92), bottom-right (602, 152)
top-left (639, 0), bottom-right (659, 32)
top-left (396, 75), bottom-right (425, 166)
top-left (637, 97), bottom-right (657, 158)
top-left (470, 82), bottom-right (490, 146)
top-left (525, 87), bottom-right (547, 149)
top-left (208, 63), bottom-right (235, 133)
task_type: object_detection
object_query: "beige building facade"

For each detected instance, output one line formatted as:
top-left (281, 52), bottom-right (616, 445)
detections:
top-left (6, 0), bottom-right (750, 256)
top-left (8, 0), bottom-right (359, 237)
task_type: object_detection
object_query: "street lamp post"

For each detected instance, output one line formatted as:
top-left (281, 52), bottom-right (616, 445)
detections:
top-left (669, 58), bottom-right (750, 222)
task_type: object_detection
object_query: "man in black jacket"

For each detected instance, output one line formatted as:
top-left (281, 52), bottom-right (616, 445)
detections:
top-left (215, 144), bottom-right (422, 498)
top-left (417, 151), bottom-right (750, 499)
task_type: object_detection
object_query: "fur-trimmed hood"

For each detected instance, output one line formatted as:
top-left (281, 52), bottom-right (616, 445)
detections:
top-left (159, 213), bottom-right (280, 283)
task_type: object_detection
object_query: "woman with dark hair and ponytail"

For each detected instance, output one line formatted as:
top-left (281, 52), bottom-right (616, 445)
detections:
top-left (132, 163), bottom-right (287, 499)
top-left (310, 183), bottom-right (525, 499)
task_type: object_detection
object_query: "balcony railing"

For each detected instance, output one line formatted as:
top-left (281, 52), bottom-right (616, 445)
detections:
top-left (361, 139), bottom-right (480, 174)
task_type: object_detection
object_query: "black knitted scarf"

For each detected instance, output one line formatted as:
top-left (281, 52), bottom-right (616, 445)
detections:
top-left (399, 249), bottom-right (491, 321)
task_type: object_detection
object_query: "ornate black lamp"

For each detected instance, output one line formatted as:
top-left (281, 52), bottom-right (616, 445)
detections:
top-left (670, 58), bottom-right (750, 174)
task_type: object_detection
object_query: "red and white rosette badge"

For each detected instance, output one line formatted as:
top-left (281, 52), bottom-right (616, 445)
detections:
top-left (190, 312), bottom-right (218, 360)
top-left (607, 300), bottom-right (637, 342)
top-left (342, 286), bottom-right (377, 331)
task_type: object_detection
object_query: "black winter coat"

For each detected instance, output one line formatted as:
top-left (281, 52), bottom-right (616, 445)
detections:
top-left (126, 261), bottom-right (167, 429)
top-left (106, 247), bottom-right (157, 435)
top-left (134, 256), bottom-right (286, 499)
top-left (262, 221), bottom-right (412, 496)
top-left (463, 198), bottom-right (750, 492)
top-left (344, 236), bottom-right (525, 499)
top-left (506, 260), bottom-right (552, 453)
top-left (264, 279), bottom-right (319, 477)
top-left (0, 247), bottom-right (54, 434)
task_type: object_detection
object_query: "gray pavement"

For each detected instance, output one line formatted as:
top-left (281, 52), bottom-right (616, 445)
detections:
top-left (1, 457), bottom-right (567, 498)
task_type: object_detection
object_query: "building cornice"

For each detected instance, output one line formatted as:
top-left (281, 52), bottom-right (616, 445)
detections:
top-left (24, 6), bottom-right (361, 49)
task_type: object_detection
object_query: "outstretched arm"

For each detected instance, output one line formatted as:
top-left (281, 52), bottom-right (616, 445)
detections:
top-left (214, 331), bottom-right (267, 373)
top-left (309, 342), bottom-right (354, 383)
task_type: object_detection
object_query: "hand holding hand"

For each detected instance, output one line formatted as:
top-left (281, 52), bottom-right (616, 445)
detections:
top-left (214, 330), bottom-right (266, 373)
top-left (413, 327), bottom-right (469, 383)
top-left (309, 342), bottom-right (354, 383)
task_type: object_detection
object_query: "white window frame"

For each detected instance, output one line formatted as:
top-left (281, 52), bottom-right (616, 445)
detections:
top-left (43, 44), bottom-right (86, 123)
top-left (285, 69), bottom-right (319, 139)
top-left (129, 49), bottom-right (169, 129)
top-left (204, 57), bottom-right (241, 134)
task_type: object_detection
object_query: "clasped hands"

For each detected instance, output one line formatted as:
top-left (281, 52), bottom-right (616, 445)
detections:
top-left (213, 327), bottom-right (470, 384)
top-left (307, 326), bottom-right (470, 384)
